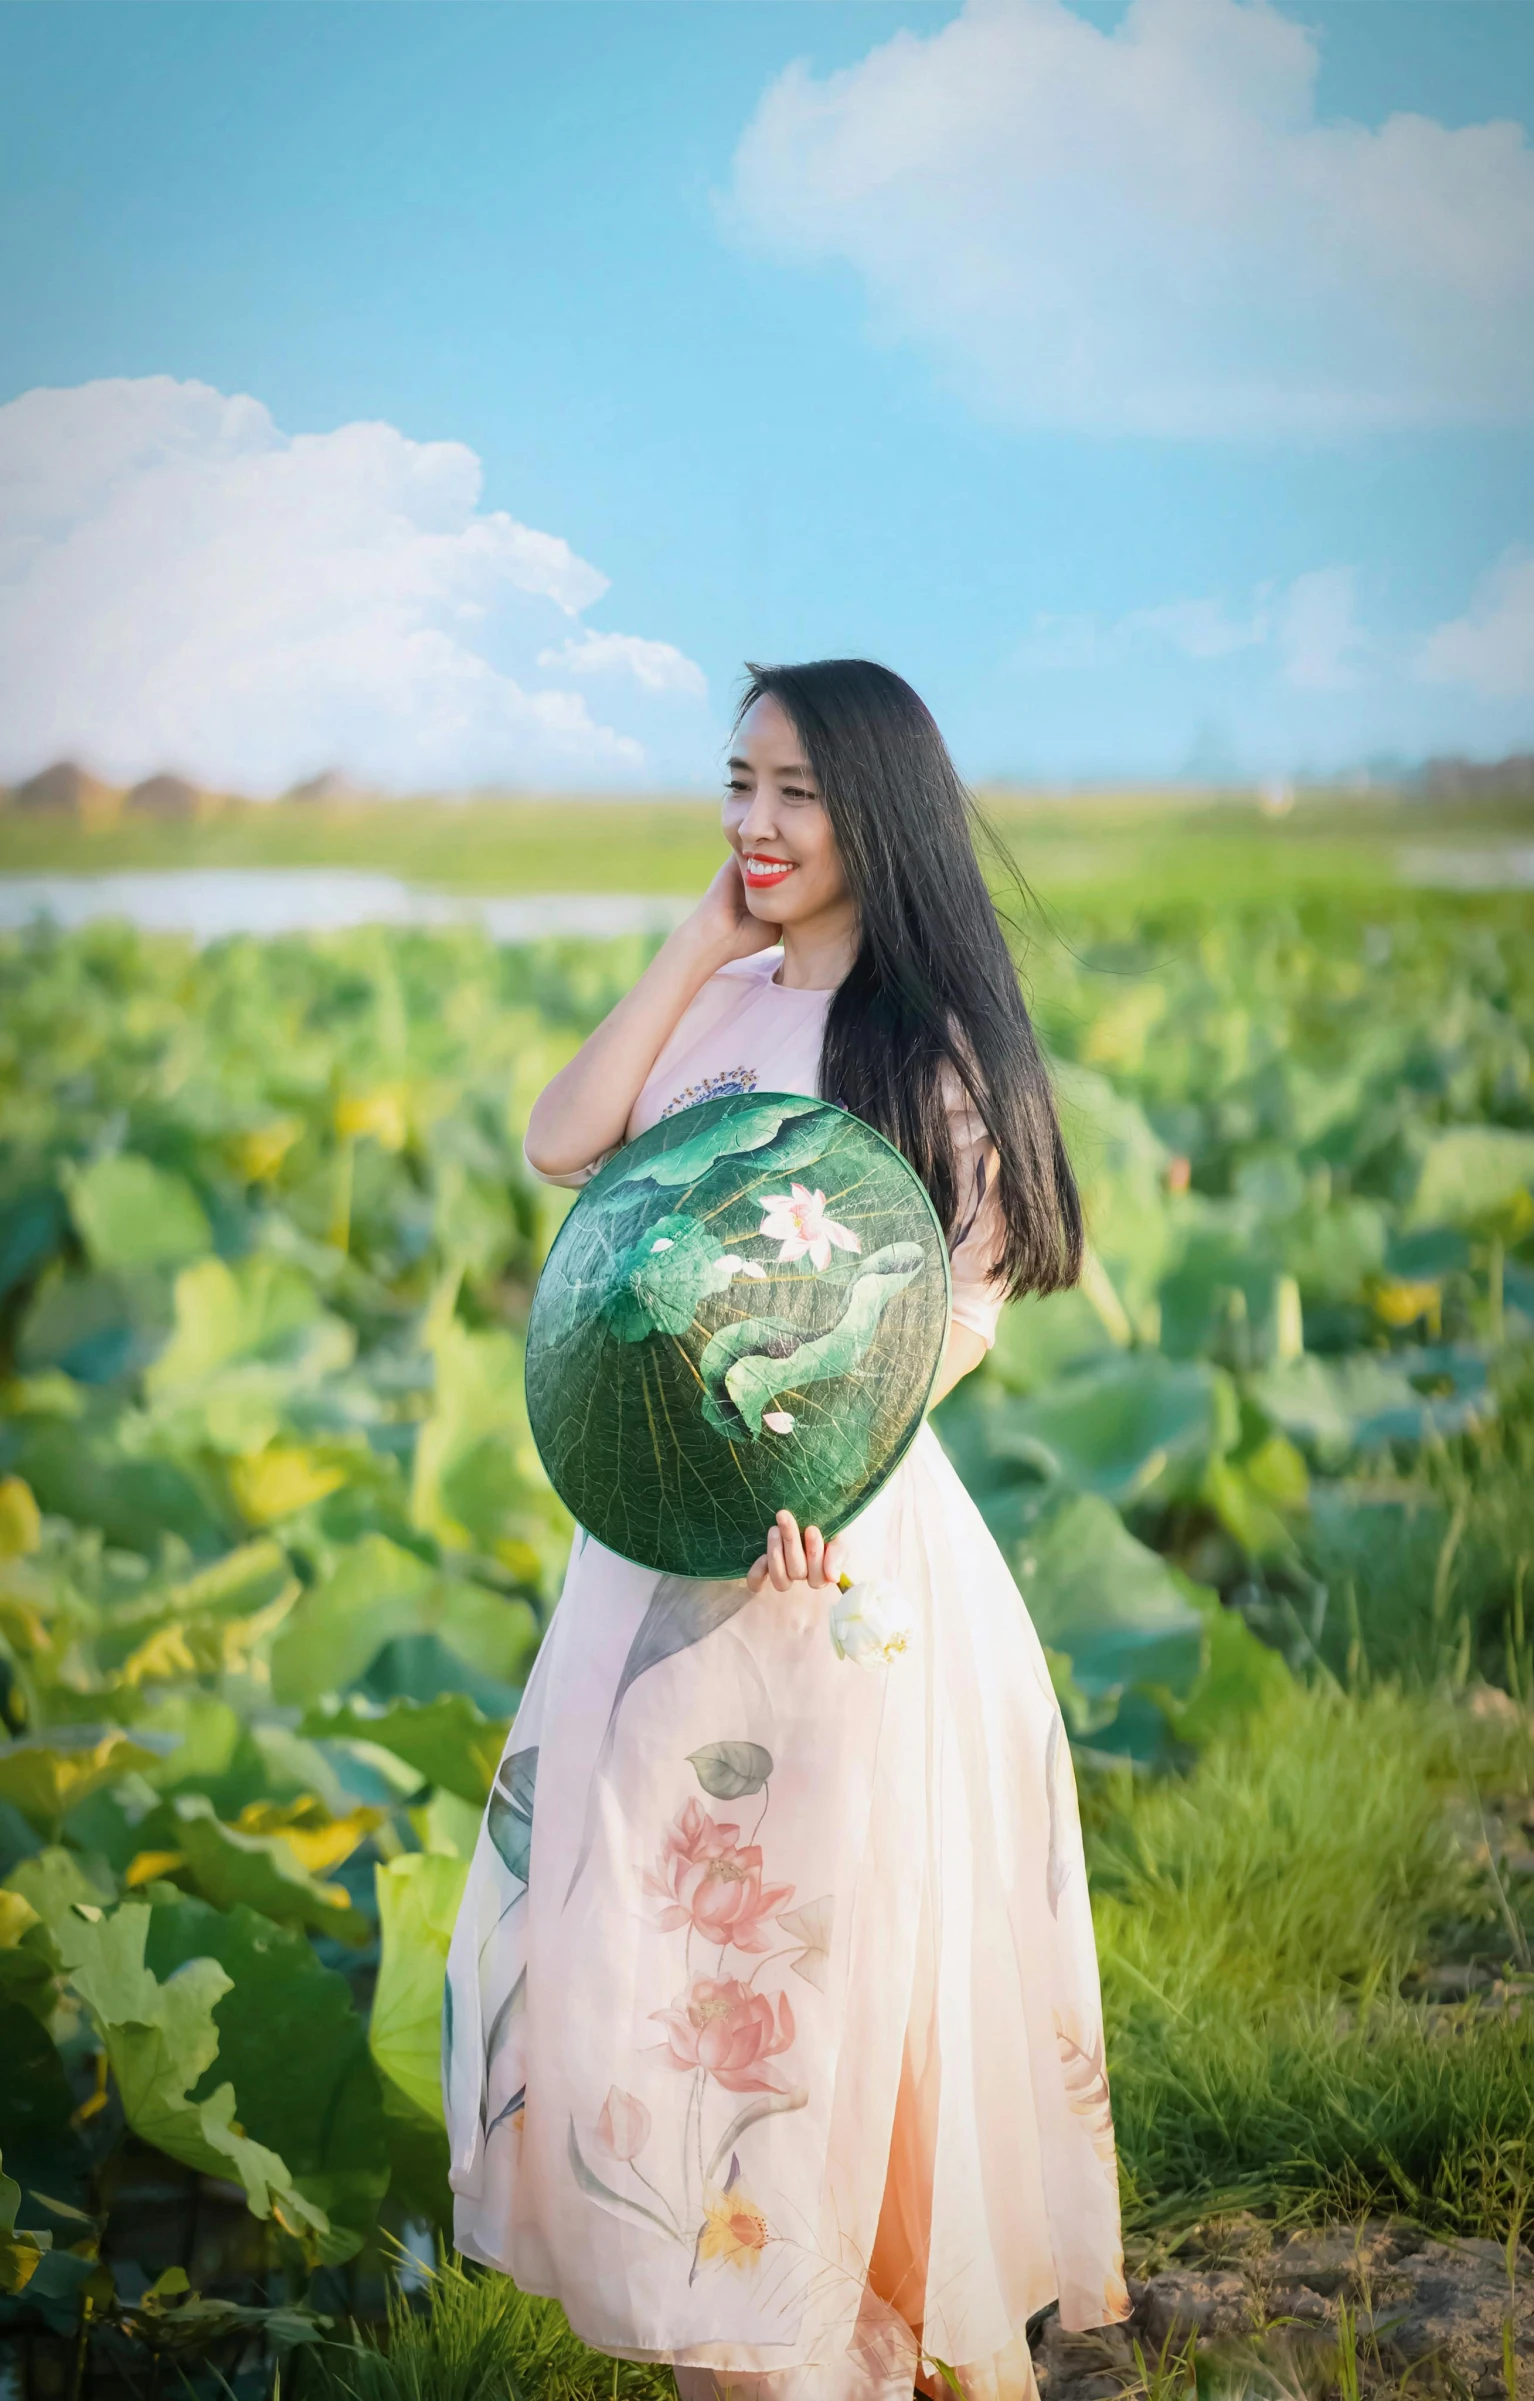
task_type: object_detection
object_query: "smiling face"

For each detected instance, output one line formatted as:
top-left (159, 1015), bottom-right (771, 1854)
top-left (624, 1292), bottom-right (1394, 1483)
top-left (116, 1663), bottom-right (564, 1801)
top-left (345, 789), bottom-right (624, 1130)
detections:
top-left (723, 694), bottom-right (851, 930)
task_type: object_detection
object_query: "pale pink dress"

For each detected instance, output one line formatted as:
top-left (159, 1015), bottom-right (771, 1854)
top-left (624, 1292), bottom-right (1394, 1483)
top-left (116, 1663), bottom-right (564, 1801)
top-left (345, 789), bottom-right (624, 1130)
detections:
top-left (445, 951), bottom-right (1128, 2401)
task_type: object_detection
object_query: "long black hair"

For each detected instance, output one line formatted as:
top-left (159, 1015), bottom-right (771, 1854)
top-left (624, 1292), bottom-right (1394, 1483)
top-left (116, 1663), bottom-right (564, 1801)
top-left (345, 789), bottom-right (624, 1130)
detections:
top-left (738, 658), bottom-right (1081, 1299)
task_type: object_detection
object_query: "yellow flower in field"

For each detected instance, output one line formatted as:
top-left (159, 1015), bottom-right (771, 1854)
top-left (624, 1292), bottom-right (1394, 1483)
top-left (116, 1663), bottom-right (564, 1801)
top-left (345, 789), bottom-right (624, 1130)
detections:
top-left (335, 1085), bottom-right (409, 1150)
top-left (697, 2182), bottom-right (770, 2269)
top-left (1369, 1276), bottom-right (1442, 1332)
top-left (229, 1117), bottom-right (304, 1183)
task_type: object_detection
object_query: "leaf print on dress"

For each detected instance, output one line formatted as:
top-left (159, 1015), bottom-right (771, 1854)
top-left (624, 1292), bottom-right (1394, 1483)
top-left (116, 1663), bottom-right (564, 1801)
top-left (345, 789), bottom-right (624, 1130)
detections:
top-left (568, 2115), bottom-right (686, 2245)
top-left (1053, 2010), bottom-right (1118, 2166)
top-left (487, 1747), bottom-right (538, 1886)
top-left (687, 1740), bottom-right (773, 1800)
top-left (776, 1894), bottom-right (834, 1993)
top-left (644, 1797), bottom-right (793, 1953)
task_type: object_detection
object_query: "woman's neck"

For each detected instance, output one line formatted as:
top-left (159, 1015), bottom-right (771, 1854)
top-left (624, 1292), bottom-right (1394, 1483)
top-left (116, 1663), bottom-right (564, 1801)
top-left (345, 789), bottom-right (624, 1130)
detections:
top-left (776, 903), bottom-right (859, 993)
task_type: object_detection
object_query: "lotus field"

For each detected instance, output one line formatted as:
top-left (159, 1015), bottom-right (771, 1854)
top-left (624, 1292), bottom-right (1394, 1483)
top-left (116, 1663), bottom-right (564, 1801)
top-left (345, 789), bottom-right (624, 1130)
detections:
top-left (1, 880), bottom-right (1532, 2392)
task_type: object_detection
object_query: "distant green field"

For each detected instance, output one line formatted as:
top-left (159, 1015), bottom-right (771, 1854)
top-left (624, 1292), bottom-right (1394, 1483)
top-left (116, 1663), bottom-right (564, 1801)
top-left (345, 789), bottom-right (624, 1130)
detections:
top-left (3, 786), bottom-right (1531, 908)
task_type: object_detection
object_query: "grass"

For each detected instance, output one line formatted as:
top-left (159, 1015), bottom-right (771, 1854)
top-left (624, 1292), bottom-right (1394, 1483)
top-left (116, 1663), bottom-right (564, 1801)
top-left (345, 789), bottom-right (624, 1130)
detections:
top-left (1303, 1350), bottom-right (1534, 1698)
top-left (1087, 1681), bottom-right (1534, 2239)
top-left (318, 2252), bottom-right (675, 2401)
top-left (2, 788), bottom-right (1531, 909)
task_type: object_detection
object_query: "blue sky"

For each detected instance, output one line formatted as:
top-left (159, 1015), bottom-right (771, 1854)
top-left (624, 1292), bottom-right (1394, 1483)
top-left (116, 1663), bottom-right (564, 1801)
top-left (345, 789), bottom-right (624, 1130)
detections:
top-left (1, 0), bottom-right (1532, 789)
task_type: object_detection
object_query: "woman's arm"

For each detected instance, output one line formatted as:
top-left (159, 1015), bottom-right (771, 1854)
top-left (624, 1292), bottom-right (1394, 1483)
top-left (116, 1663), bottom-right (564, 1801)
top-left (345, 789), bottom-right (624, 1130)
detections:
top-left (525, 858), bottom-right (774, 1178)
top-left (927, 1320), bottom-right (989, 1408)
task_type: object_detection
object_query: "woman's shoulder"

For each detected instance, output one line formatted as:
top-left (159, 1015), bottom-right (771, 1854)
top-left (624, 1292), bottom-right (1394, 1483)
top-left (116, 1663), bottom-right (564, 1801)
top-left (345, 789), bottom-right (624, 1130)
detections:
top-left (711, 948), bottom-right (784, 987)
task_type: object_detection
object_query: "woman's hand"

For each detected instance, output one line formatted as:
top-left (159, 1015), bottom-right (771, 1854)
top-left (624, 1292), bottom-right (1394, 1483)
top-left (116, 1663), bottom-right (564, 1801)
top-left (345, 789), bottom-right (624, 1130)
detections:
top-left (524, 852), bottom-right (769, 1179)
top-left (747, 1510), bottom-right (847, 1596)
top-left (689, 853), bottom-right (777, 965)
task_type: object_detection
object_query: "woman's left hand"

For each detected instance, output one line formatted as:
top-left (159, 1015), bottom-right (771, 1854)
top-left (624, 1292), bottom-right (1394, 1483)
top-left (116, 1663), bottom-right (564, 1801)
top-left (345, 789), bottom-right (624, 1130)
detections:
top-left (747, 1510), bottom-right (847, 1597)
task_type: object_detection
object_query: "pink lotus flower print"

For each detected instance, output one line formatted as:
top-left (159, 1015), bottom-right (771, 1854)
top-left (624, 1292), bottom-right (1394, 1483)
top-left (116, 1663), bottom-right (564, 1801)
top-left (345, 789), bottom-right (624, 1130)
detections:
top-left (756, 1185), bottom-right (861, 1273)
top-left (643, 1798), bottom-right (794, 1953)
top-left (650, 1975), bottom-right (796, 2092)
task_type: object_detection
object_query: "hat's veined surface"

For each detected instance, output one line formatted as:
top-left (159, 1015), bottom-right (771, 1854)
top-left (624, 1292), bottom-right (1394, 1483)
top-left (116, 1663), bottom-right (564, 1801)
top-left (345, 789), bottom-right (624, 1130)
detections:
top-left (525, 1092), bottom-right (952, 1579)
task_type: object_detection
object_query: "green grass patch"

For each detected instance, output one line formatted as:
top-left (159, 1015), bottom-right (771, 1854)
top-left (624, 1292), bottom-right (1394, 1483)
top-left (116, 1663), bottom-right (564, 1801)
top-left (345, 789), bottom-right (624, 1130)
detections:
top-left (321, 2249), bottom-right (675, 2401)
top-left (1089, 1683), bottom-right (1534, 2238)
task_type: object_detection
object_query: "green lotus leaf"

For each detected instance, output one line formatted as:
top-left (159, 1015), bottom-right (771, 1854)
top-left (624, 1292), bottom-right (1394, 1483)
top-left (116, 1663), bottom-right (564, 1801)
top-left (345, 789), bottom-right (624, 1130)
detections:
top-left (989, 1352), bottom-right (1222, 1508)
top-left (0, 1187), bottom-right (69, 1306)
top-left (145, 1893), bottom-right (388, 2263)
top-left (1404, 1126), bottom-right (1534, 1234)
top-left (0, 1725), bottom-right (179, 1837)
top-left (164, 1794), bottom-right (369, 1943)
top-left (1015, 1493), bottom-right (1210, 1764)
top-left (411, 1308), bottom-right (570, 1579)
top-left (687, 1740), bottom-right (774, 1800)
top-left (271, 1534), bottom-right (539, 1709)
top-left (53, 1901), bottom-right (328, 2245)
top-left (0, 2149), bottom-right (53, 2296)
top-left (16, 1266), bottom-right (169, 1385)
top-left (299, 1694), bottom-right (510, 1806)
top-left (146, 1255), bottom-right (351, 1397)
top-left (67, 1155), bottom-right (212, 1272)
top-left (369, 1853), bottom-right (467, 2125)
top-left (0, 1997), bottom-right (85, 2228)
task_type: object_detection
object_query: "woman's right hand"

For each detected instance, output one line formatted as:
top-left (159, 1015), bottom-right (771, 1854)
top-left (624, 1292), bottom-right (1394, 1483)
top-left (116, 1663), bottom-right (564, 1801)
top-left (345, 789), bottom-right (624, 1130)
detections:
top-left (525, 852), bottom-right (770, 1179)
top-left (687, 853), bottom-right (777, 965)
top-left (747, 1511), bottom-right (847, 1597)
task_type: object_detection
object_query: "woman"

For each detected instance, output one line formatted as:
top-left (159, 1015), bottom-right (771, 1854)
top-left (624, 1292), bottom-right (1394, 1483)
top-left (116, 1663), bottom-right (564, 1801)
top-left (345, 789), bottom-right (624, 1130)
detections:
top-left (444, 661), bottom-right (1128, 2401)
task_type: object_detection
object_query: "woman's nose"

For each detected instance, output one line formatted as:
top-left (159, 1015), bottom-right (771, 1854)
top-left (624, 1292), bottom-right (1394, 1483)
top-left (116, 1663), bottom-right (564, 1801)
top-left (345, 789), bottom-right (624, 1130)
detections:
top-left (739, 793), bottom-right (780, 843)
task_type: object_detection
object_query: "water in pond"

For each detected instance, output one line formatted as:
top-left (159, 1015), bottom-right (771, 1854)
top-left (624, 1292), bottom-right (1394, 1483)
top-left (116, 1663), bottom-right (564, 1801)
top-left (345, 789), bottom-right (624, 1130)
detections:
top-left (0, 869), bottom-right (694, 942)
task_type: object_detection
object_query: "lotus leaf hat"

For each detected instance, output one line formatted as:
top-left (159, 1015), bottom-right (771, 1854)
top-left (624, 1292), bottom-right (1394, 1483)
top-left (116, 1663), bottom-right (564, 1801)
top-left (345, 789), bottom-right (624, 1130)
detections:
top-left (526, 1093), bottom-right (951, 1578)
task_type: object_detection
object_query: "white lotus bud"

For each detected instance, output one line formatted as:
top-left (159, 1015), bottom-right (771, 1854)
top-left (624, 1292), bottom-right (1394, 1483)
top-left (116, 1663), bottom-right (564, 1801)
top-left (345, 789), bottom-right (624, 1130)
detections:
top-left (762, 1410), bottom-right (796, 1434)
top-left (828, 1575), bottom-right (914, 1668)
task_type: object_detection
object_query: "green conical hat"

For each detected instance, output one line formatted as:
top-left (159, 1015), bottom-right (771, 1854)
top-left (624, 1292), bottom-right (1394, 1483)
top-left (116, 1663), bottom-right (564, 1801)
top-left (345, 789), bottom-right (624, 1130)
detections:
top-left (526, 1093), bottom-right (951, 1578)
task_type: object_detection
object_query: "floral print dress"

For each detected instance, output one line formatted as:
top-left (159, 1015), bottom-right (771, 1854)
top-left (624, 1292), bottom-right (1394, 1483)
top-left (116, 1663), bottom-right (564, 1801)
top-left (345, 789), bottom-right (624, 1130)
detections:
top-left (444, 952), bottom-right (1128, 2401)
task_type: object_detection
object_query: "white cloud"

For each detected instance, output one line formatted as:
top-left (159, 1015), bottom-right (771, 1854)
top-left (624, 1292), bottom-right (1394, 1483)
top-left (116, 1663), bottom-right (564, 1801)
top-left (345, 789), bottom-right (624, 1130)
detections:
top-left (1419, 550), bottom-right (1534, 697)
top-left (1127, 595), bottom-right (1266, 660)
top-left (1275, 568), bottom-right (1366, 690)
top-left (0, 376), bottom-right (704, 792)
top-left (537, 629), bottom-right (708, 697)
top-left (1017, 568), bottom-right (1362, 685)
top-left (729, 0), bottom-right (1534, 439)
